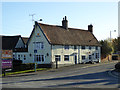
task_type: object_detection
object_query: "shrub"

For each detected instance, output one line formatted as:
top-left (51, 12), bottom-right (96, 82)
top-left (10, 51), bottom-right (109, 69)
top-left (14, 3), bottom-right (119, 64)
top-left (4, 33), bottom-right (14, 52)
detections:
top-left (12, 63), bottom-right (36, 71)
top-left (115, 62), bottom-right (120, 70)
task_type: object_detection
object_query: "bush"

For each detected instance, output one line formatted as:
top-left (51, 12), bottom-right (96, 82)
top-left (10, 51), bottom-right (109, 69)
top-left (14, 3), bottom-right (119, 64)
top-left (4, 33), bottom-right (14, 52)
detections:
top-left (12, 63), bottom-right (36, 71)
top-left (12, 60), bottom-right (22, 65)
top-left (115, 62), bottom-right (120, 69)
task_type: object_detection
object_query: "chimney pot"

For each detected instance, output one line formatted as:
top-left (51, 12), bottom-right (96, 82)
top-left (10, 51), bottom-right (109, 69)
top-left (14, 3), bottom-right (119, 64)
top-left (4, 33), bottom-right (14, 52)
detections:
top-left (88, 24), bottom-right (93, 33)
top-left (65, 16), bottom-right (67, 20)
top-left (62, 16), bottom-right (68, 30)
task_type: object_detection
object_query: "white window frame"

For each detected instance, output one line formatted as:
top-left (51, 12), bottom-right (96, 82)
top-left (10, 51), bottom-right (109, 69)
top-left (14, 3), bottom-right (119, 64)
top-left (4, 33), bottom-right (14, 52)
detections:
top-left (89, 46), bottom-right (91, 50)
top-left (74, 46), bottom-right (77, 50)
top-left (18, 55), bottom-right (20, 60)
top-left (82, 55), bottom-right (86, 60)
top-left (35, 55), bottom-right (45, 62)
top-left (55, 55), bottom-right (61, 61)
top-left (89, 55), bottom-right (92, 60)
top-left (64, 55), bottom-right (69, 61)
top-left (64, 45), bottom-right (69, 50)
top-left (81, 46), bottom-right (85, 49)
top-left (24, 55), bottom-right (26, 60)
top-left (33, 42), bottom-right (44, 50)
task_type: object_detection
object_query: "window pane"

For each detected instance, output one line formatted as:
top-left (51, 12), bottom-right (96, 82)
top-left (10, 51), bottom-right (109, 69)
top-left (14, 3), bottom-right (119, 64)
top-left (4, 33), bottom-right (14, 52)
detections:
top-left (24, 55), bottom-right (26, 60)
top-left (74, 46), bottom-right (77, 49)
top-left (89, 55), bottom-right (91, 60)
top-left (82, 56), bottom-right (86, 60)
top-left (42, 55), bottom-right (44, 62)
top-left (39, 55), bottom-right (41, 61)
top-left (64, 45), bottom-right (69, 49)
top-left (64, 55), bottom-right (69, 61)
top-left (33, 42), bottom-right (44, 50)
top-left (55, 55), bottom-right (61, 61)
top-left (82, 46), bottom-right (85, 49)
top-left (89, 46), bottom-right (91, 50)
top-left (96, 46), bottom-right (98, 50)
top-left (41, 42), bottom-right (44, 49)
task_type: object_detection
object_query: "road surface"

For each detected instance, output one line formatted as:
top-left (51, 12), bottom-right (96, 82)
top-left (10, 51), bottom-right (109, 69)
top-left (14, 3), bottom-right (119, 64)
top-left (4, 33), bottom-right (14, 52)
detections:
top-left (1, 61), bottom-right (119, 88)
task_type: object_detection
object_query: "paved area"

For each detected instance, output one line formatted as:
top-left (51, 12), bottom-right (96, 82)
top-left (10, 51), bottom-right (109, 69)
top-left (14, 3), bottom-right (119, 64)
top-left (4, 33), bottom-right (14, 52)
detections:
top-left (1, 61), bottom-right (119, 88)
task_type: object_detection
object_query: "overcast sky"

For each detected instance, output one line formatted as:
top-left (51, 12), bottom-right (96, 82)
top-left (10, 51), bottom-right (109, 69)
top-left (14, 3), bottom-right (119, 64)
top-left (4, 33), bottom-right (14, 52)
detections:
top-left (1, 1), bottom-right (118, 40)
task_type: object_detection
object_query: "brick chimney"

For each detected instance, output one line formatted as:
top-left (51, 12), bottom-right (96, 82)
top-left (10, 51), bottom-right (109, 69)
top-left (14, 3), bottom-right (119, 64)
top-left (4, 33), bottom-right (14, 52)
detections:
top-left (62, 16), bottom-right (68, 30)
top-left (88, 24), bottom-right (93, 33)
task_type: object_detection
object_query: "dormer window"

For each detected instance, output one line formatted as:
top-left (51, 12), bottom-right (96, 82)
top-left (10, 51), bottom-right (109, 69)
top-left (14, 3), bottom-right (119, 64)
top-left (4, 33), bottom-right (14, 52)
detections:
top-left (64, 45), bottom-right (69, 50)
top-left (74, 46), bottom-right (77, 50)
top-left (81, 46), bottom-right (85, 49)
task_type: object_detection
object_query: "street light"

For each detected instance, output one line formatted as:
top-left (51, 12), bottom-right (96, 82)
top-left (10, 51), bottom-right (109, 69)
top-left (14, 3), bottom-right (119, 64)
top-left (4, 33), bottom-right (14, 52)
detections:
top-left (110, 30), bottom-right (116, 42)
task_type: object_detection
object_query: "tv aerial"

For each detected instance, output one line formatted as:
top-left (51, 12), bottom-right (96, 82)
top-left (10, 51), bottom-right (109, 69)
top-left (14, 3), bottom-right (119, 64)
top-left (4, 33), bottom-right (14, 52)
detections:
top-left (29, 14), bottom-right (36, 22)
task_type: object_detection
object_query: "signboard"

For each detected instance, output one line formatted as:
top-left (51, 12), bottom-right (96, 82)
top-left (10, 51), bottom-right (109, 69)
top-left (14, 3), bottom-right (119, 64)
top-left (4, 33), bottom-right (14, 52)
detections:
top-left (2, 60), bottom-right (12, 69)
top-left (2, 50), bottom-right (12, 59)
top-left (1, 50), bottom-right (13, 69)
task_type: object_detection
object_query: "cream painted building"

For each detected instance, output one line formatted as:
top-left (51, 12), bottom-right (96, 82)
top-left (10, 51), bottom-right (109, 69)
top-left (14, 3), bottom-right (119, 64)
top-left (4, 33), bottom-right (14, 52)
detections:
top-left (14, 16), bottom-right (101, 67)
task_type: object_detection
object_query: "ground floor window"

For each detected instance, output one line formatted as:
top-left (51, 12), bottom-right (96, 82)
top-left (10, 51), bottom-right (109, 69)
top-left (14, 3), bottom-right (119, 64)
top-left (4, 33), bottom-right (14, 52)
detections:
top-left (96, 53), bottom-right (99, 59)
top-left (13, 55), bottom-right (15, 60)
top-left (24, 55), bottom-right (26, 60)
top-left (64, 55), bottom-right (69, 61)
top-left (18, 55), bottom-right (20, 60)
top-left (34, 55), bottom-right (44, 62)
top-left (89, 55), bottom-right (92, 60)
top-left (82, 56), bottom-right (86, 60)
top-left (55, 55), bottom-right (61, 61)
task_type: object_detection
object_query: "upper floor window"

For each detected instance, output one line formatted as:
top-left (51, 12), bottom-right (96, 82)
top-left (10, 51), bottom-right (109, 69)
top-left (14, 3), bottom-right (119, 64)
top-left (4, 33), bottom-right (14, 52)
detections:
top-left (74, 46), bottom-right (77, 50)
top-left (89, 46), bottom-right (91, 50)
top-left (64, 55), bottom-right (69, 61)
top-left (33, 42), bottom-right (44, 50)
top-left (64, 45), bottom-right (69, 50)
top-left (81, 46), bottom-right (85, 49)
top-left (96, 46), bottom-right (98, 50)
top-left (55, 55), bottom-right (61, 61)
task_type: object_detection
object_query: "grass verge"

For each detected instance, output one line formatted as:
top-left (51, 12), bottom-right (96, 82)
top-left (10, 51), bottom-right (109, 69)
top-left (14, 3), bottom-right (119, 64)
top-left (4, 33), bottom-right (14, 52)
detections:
top-left (1, 68), bottom-right (49, 76)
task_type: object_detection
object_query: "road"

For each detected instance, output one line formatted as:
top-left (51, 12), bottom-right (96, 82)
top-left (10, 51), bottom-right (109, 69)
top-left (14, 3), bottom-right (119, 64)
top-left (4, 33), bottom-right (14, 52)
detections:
top-left (1, 61), bottom-right (120, 88)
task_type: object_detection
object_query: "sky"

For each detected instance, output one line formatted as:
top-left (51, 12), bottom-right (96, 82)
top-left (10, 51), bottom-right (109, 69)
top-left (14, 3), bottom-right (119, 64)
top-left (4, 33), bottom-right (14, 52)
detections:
top-left (1, 1), bottom-right (118, 40)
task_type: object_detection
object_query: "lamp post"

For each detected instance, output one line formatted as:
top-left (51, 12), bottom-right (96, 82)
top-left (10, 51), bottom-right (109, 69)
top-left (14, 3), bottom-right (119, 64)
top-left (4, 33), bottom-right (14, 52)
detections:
top-left (110, 30), bottom-right (116, 42)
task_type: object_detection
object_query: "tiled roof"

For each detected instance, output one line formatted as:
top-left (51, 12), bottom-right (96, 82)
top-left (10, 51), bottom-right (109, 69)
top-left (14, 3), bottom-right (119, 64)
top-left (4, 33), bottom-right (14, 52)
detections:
top-left (1, 35), bottom-right (21, 50)
top-left (38, 23), bottom-right (100, 46)
top-left (22, 37), bottom-right (28, 44)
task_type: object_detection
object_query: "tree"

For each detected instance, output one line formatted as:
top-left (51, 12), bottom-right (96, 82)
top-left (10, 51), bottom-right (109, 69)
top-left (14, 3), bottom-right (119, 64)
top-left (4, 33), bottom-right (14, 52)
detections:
top-left (118, 37), bottom-right (120, 51)
top-left (112, 38), bottom-right (118, 53)
top-left (99, 40), bottom-right (112, 57)
top-left (112, 37), bottom-right (120, 53)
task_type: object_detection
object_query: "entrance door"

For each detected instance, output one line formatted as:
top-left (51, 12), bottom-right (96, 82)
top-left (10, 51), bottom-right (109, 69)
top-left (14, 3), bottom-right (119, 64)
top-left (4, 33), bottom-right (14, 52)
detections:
top-left (74, 55), bottom-right (77, 64)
